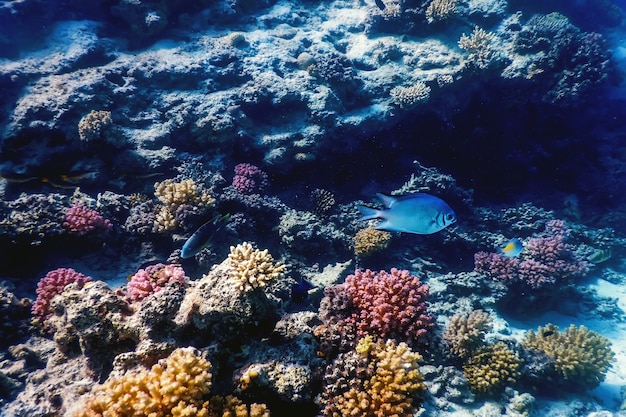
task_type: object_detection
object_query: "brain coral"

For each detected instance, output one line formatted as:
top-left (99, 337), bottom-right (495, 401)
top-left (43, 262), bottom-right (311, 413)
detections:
top-left (227, 242), bottom-right (287, 292)
top-left (74, 347), bottom-right (212, 417)
top-left (443, 309), bottom-right (492, 358)
top-left (522, 323), bottom-right (615, 390)
top-left (321, 337), bottom-right (425, 417)
top-left (463, 342), bottom-right (520, 395)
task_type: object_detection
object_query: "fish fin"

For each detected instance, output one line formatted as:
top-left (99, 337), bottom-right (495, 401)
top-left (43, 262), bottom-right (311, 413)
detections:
top-left (375, 193), bottom-right (398, 208)
top-left (357, 205), bottom-right (381, 222)
top-left (374, 220), bottom-right (394, 231)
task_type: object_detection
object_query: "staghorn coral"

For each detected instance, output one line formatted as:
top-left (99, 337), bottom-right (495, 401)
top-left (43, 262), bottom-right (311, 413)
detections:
top-left (463, 342), bottom-right (520, 395)
top-left (227, 242), bottom-right (287, 292)
top-left (127, 263), bottom-right (189, 303)
top-left (443, 310), bottom-right (492, 358)
top-left (522, 324), bottom-right (615, 390)
top-left (458, 26), bottom-right (497, 69)
top-left (207, 395), bottom-right (270, 417)
top-left (390, 82), bottom-right (431, 108)
top-left (321, 338), bottom-right (425, 417)
top-left (74, 347), bottom-right (212, 417)
top-left (32, 268), bottom-right (92, 321)
top-left (425, 0), bottom-right (458, 23)
top-left (63, 203), bottom-right (113, 235)
top-left (353, 227), bottom-right (392, 257)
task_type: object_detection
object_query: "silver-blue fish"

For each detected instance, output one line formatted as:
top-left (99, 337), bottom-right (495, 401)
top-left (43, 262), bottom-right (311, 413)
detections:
top-left (357, 193), bottom-right (456, 234)
top-left (180, 214), bottom-right (230, 259)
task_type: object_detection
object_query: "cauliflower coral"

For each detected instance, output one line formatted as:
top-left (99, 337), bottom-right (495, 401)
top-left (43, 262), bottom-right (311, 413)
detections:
top-left (32, 268), bottom-right (92, 321)
top-left (126, 263), bottom-right (188, 302)
top-left (227, 242), bottom-right (287, 292)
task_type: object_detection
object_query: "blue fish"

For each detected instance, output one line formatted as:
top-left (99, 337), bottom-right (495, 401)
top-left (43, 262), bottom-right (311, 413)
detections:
top-left (180, 214), bottom-right (230, 259)
top-left (357, 193), bottom-right (456, 234)
top-left (291, 277), bottom-right (316, 302)
top-left (498, 238), bottom-right (524, 258)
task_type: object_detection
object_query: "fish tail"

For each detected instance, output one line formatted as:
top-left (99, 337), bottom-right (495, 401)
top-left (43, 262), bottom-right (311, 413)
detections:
top-left (357, 205), bottom-right (381, 222)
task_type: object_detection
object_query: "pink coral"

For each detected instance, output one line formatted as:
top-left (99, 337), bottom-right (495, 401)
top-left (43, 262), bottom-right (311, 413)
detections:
top-left (232, 163), bottom-right (269, 194)
top-left (474, 220), bottom-right (588, 289)
top-left (126, 263), bottom-right (188, 302)
top-left (32, 268), bottom-right (92, 320)
top-left (343, 268), bottom-right (433, 343)
top-left (63, 203), bottom-right (113, 235)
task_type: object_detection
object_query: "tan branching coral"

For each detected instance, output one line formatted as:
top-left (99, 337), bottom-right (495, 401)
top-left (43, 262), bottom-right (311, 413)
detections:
top-left (78, 110), bottom-right (113, 142)
top-left (154, 179), bottom-right (215, 210)
top-left (208, 395), bottom-right (270, 417)
top-left (354, 227), bottom-right (392, 257)
top-left (75, 347), bottom-right (212, 417)
top-left (458, 26), bottom-right (497, 69)
top-left (522, 324), bottom-right (615, 389)
top-left (153, 204), bottom-right (178, 232)
top-left (425, 0), bottom-right (458, 23)
top-left (228, 242), bottom-right (287, 292)
top-left (443, 309), bottom-right (492, 358)
top-left (463, 342), bottom-right (520, 395)
top-left (329, 338), bottom-right (425, 416)
top-left (390, 82), bottom-right (431, 108)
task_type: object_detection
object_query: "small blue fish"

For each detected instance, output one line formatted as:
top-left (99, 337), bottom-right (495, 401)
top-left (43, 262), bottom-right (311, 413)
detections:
top-left (291, 277), bottom-right (316, 302)
top-left (357, 193), bottom-right (456, 234)
top-left (498, 238), bottom-right (524, 258)
top-left (180, 214), bottom-right (230, 259)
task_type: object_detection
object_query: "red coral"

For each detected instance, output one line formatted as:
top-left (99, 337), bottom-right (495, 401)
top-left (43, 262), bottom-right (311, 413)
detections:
top-left (232, 163), bottom-right (269, 194)
top-left (341, 268), bottom-right (432, 343)
top-left (63, 203), bottom-right (113, 235)
top-left (126, 263), bottom-right (188, 302)
top-left (32, 268), bottom-right (92, 320)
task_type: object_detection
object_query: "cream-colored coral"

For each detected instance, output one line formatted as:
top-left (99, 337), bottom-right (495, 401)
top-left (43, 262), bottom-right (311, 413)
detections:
top-left (154, 179), bottom-right (215, 210)
top-left (443, 309), bottom-right (492, 358)
top-left (425, 0), bottom-right (458, 23)
top-left (75, 347), bottom-right (212, 417)
top-left (390, 82), bottom-right (431, 108)
top-left (153, 204), bottom-right (178, 232)
top-left (354, 227), bottom-right (392, 257)
top-left (458, 26), bottom-right (496, 69)
top-left (523, 324), bottom-right (615, 389)
top-left (208, 395), bottom-right (270, 417)
top-left (78, 110), bottom-right (113, 142)
top-left (228, 242), bottom-right (287, 292)
top-left (463, 342), bottom-right (520, 395)
top-left (334, 339), bottom-right (425, 416)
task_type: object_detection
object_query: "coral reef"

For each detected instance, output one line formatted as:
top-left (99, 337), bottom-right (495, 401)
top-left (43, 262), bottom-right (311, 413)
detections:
top-left (443, 309), bottom-right (492, 359)
top-left (319, 337), bottom-right (425, 416)
top-left (232, 163), bottom-right (269, 195)
top-left (463, 342), bottom-right (520, 395)
top-left (522, 324), bottom-right (615, 390)
top-left (390, 82), bottom-right (431, 108)
top-left (126, 263), bottom-right (189, 303)
top-left (63, 203), bottom-right (113, 236)
top-left (458, 26), bottom-right (498, 69)
top-left (72, 347), bottom-right (212, 417)
top-left (31, 268), bottom-right (92, 321)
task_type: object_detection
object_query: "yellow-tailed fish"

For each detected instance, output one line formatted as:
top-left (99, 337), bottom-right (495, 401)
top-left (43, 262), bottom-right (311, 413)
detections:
top-left (357, 192), bottom-right (456, 234)
top-left (181, 214), bottom-right (231, 259)
top-left (499, 238), bottom-right (524, 258)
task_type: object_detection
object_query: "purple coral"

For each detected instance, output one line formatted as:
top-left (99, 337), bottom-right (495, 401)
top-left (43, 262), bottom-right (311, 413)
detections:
top-left (63, 203), bottom-right (113, 235)
top-left (232, 163), bottom-right (269, 194)
top-left (32, 268), bottom-right (92, 320)
top-left (126, 263), bottom-right (188, 302)
top-left (474, 220), bottom-right (588, 289)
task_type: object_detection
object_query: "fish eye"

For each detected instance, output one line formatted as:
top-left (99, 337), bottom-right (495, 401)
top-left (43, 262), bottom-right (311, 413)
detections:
top-left (446, 213), bottom-right (455, 221)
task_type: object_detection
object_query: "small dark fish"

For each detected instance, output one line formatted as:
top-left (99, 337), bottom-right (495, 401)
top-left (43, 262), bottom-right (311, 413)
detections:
top-left (374, 0), bottom-right (386, 11)
top-left (542, 330), bottom-right (555, 337)
top-left (181, 214), bottom-right (230, 259)
top-left (291, 277), bottom-right (315, 302)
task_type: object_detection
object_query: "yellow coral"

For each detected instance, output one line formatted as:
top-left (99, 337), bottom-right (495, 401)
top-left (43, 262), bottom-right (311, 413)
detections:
top-left (78, 110), bottom-right (113, 142)
top-left (354, 227), bottom-right (392, 257)
top-left (154, 179), bottom-right (215, 211)
top-left (443, 309), bottom-right (492, 358)
top-left (333, 340), bottom-right (425, 417)
top-left (207, 395), bottom-right (270, 417)
top-left (463, 342), bottom-right (520, 395)
top-left (523, 324), bottom-right (615, 389)
top-left (228, 242), bottom-right (287, 292)
top-left (75, 347), bottom-right (212, 417)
